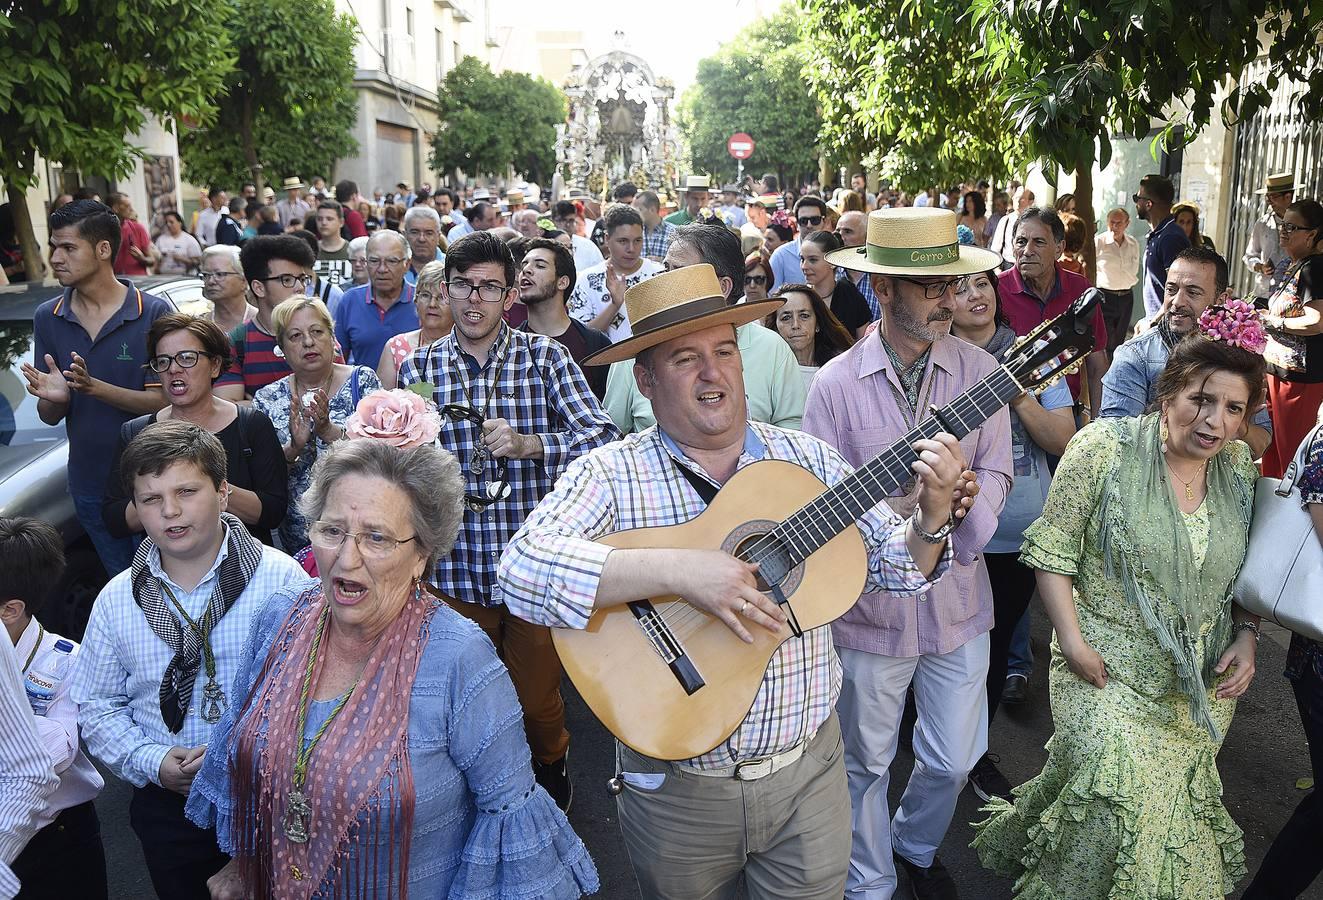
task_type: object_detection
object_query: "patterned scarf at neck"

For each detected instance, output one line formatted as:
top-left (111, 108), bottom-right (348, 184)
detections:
top-left (879, 334), bottom-right (933, 413)
top-left (131, 513), bottom-right (263, 733)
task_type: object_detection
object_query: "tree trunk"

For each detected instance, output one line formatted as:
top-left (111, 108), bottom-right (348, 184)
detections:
top-left (8, 174), bottom-right (44, 283)
top-left (1075, 148), bottom-right (1097, 287)
top-left (240, 87), bottom-right (263, 194)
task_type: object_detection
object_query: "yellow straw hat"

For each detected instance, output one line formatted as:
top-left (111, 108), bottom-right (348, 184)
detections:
top-left (827, 207), bottom-right (1002, 276)
top-left (583, 264), bottom-right (782, 366)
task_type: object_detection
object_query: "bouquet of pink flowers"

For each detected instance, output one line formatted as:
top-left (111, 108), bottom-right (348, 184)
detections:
top-left (1197, 298), bottom-right (1267, 355)
top-left (344, 389), bottom-right (441, 449)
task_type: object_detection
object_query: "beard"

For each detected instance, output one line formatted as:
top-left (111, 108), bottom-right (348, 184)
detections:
top-left (891, 292), bottom-right (953, 344)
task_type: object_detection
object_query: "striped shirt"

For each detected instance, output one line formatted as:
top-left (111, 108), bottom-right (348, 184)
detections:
top-left (398, 324), bottom-right (620, 605)
top-left (69, 534), bottom-right (306, 788)
top-left (217, 319), bottom-right (345, 396)
top-left (496, 422), bottom-right (948, 768)
top-left (0, 632), bottom-right (58, 898)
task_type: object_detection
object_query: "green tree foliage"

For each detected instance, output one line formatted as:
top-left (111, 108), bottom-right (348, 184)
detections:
top-left (969, 0), bottom-right (1323, 276)
top-left (179, 0), bottom-right (358, 194)
top-left (798, 0), bottom-right (1022, 194)
top-left (0, 0), bottom-right (231, 278)
top-left (431, 58), bottom-right (566, 181)
top-left (677, 5), bottom-right (822, 187)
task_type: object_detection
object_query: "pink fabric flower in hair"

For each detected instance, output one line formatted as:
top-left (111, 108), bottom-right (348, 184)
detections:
top-left (345, 389), bottom-right (441, 449)
top-left (1197, 298), bottom-right (1267, 355)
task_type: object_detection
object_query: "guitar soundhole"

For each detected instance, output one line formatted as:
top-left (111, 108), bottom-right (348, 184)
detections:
top-left (724, 520), bottom-right (804, 597)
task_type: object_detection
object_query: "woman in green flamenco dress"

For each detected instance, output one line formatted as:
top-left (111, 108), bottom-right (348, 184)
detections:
top-left (974, 304), bottom-right (1269, 899)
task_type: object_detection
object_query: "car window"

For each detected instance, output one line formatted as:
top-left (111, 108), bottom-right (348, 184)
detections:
top-left (0, 320), bottom-right (66, 448)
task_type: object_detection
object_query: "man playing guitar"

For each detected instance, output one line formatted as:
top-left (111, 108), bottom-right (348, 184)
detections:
top-left (497, 247), bottom-right (976, 899)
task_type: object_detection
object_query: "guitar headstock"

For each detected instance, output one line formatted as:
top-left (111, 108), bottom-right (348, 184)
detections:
top-left (1004, 288), bottom-right (1103, 393)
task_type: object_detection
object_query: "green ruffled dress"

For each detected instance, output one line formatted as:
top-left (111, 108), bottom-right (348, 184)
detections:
top-left (973, 419), bottom-right (1258, 899)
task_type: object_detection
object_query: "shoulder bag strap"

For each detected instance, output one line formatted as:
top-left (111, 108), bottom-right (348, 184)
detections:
top-left (670, 455), bottom-right (719, 506)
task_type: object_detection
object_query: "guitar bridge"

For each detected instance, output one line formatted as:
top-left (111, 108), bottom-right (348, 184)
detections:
top-left (628, 600), bottom-right (705, 695)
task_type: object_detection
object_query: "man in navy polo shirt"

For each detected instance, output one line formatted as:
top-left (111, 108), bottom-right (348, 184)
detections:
top-left (334, 230), bottom-right (418, 367)
top-left (998, 206), bottom-right (1110, 421)
top-left (1135, 173), bottom-right (1190, 320)
top-left (21, 200), bottom-right (171, 576)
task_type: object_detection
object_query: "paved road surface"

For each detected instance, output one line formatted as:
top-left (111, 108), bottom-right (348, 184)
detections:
top-left (98, 609), bottom-right (1318, 899)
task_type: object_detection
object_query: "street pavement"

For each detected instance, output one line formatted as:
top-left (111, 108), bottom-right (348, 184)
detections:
top-left (98, 608), bottom-right (1319, 899)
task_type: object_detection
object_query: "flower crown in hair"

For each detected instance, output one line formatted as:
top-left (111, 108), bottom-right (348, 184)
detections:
top-left (770, 209), bottom-right (794, 230)
top-left (536, 217), bottom-right (555, 232)
top-left (1197, 298), bottom-right (1267, 355)
top-left (345, 389), bottom-right (441, 449)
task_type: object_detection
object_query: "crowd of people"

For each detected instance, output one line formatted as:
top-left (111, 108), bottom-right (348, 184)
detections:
top-left (0, 161), bottom-right (1320, 900)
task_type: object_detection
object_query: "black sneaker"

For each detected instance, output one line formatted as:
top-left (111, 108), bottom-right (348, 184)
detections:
top-left (893, 852), bottom-right (959, 900)
top-left (1001, 672), bottom-right (1028, 705)
top-left (534, 752), bottom-right (573, 814)
top-left (968, 752), bottom-right (1013, 803)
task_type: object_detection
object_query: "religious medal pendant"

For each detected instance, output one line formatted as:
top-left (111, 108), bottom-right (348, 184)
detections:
top-left (284, 789), bottom-right (312, 843)
top-left (1186, 484), bottom-right (1195, 502)
top-left (201, 680), bottom-right (227, 724)
top-left (469, 444), bottom-right (488, 475)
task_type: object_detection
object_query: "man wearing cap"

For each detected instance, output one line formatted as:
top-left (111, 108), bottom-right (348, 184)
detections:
top-left (717, 185), bottom-right (747, 228)
top-left (1244, 172), bottom-right (1296, 305)
top-left (665, 175), bottom-right (711, 226)
top-left (275, 177), bottom-right (311, 230)
top-left (633, 190), bottom-right (677, 261)
top-left (601, 223), bottom-right (807, 434)
top-left (498, 261), bottom-right (975, 900)
top-left (769, 196), bottom-right (832, 290)
top-left (805, 207), bottom-right (1011, 900)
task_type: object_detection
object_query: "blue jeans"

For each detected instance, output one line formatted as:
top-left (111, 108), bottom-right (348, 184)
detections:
top-left (72, 493), bottom-right (135, 577)
top-left (1007, 609), bottom-right (1033, 678)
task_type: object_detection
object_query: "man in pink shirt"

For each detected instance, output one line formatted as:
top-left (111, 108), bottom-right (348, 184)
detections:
top-left (806, 207), bottom-right (1012, 900)
top-left (109, 193), bottom-right (153, 276)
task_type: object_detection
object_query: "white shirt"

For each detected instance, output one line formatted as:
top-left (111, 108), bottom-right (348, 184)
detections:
top-left (0, 630), bottom-right (56, 899)
top-left (1094, 230), bottom-right (1140, 292)
top-left (70, 534), bottom-right (306, 788)
top-left (1244, 209), bottom-right (1287, 299)
top-left (569, 234), bottom-right (604, 274)
top-left (566, 257), bottom-right (663, 343)
top-left (989, 211), bottom-right (1018, 263)
top-left (155, 232), bottom-right (202, 275)
top-left (12, 619), bottom-right (103, 829)
top-left (194, 207), bottom-right (222, 248)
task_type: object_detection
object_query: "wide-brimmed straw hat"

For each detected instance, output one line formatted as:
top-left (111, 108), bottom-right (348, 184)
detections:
top-left (681, 175), bottom-right (711, 193)
top-left (280, 176), bottom-right (305, 191)
top-left (583, 264), bottom-right (782, 366)
top-left (506, 189), bottom-right (526, 204)
top-left (826, 207), bottom-right (1001, 276)
top-left (1256, 172), bottom-right (1301, 195)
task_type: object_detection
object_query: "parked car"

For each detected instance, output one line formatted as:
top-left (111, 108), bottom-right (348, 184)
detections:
top-left (0, 276), bottom-right (208, 637)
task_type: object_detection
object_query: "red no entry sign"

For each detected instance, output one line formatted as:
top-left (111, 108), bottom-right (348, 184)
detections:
top-left (727, 133), bottom-right (755, 160)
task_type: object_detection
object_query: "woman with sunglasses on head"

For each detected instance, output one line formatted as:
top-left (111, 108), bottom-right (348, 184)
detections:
top-left (102, 313), bottom-right (288, 543)
top-left (799, 230), bottom-right (873, 339)
top-left (253, 297), bottom-right (381, 552)
top-left (1260, 198), bottom-right (1323, 477)
top-left (743, 253), bottom-right (773, 303)
top-left (377, 260), bottom-right (453, 388)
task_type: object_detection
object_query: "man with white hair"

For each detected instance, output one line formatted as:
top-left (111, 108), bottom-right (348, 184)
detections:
top-left (512, 209), bottom-right (540, 239)
top-left (402, 205), bottom-right (445, 287)
top-left (198, 245), bottom-right (255, 334)
top-left (333, 230), bottom-right (417, 366)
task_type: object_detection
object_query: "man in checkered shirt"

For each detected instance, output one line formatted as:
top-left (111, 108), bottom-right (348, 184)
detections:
top-left (496, 263), bottom-right (971, 900)
top-left (396, 231), bottom-right (619, 813)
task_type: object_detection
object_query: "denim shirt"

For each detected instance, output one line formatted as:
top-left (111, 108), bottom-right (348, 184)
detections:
top-left (1100, 326), bottom-right (1273, 435)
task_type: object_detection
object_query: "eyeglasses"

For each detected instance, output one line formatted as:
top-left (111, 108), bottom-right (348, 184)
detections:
top-left (797, 215), bottom-right (824, 228)
top-left (308, 522), bottom-right (417, 559)
top-left (366, 256), bottom-right (407, 269)
top-left (415, 290), bottom-right (444, 306)
top-left (198, 270), bottom-right (240, 281)
top-left (260, 273), bottom-right (312, 289)
top-left (1131, 193), bottom-right (1152, 204)
top-left (445, 279), bottom-right (509, 302)
top-left (1280, 223), bottom-right (1316, 236)
top-left (147, 350), bottom-right (217, 373)
top-left (744, 274), bottom-right (768, 286)
top-left (893, 275), bottom-right (969, 299)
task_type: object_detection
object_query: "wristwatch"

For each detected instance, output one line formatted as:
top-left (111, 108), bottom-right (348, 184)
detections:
top-left (912, 506), bottom-right (956, 544)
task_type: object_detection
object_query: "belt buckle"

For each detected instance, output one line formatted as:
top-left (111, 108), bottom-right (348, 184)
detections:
top-left (733, 758), bottom-right (772, 781)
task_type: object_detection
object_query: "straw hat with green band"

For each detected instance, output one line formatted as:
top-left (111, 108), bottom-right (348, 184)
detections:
top-left (826, 207), bottom-right (1002, 276)
top-left (582, 264), bottom-right (783, 366)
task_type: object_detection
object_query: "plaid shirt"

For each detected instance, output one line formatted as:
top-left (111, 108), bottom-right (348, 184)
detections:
top-left (641, 220), bottom-right (677, 259)
top-left (496, 421), bottom-right (948, 768)
top-left (398, 324), bottom-right (620, 604)
top-left (839, 267), bottom-right (881, 321)
top-left (69, 537), bottom-right (306, 787)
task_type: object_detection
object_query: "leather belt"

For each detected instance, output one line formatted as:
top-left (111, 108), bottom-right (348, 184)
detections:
top-left (677, 730), bottom-right (816, 782)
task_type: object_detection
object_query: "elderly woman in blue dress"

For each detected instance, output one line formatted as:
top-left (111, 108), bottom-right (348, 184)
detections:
top-left (187, 390), bottom-right (599, 899)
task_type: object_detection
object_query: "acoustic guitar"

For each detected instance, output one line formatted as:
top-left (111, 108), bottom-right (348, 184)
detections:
top-left (553, 289), bottom-right (1103, 761)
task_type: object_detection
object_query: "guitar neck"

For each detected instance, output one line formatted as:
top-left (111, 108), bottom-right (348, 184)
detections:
top-left (774, 365), bottom-right (1022, 563)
